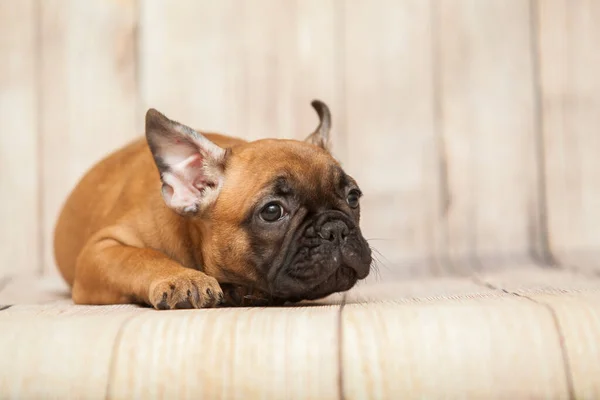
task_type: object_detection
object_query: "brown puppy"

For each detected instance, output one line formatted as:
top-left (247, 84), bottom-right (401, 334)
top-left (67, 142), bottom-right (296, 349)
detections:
top-left (54, 100), bottom-right (372, 309)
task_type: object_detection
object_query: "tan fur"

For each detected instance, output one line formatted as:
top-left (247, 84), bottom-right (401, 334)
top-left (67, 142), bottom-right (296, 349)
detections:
top-left (54, 133), bottom-right (335, 309)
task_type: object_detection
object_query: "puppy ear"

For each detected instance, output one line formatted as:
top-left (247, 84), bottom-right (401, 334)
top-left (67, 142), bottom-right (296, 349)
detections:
top-left (145, 109), bottom-right (227, 216)
top-left (304, 100), bottom-right (331, 151)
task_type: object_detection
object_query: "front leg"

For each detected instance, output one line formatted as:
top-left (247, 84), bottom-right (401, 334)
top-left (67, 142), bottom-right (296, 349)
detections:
top-left (73, 233), bottom-right (223, 310)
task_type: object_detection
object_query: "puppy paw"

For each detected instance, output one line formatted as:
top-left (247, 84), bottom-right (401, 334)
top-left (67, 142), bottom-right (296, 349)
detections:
top-left (149, 270), bottom-right (223, 310)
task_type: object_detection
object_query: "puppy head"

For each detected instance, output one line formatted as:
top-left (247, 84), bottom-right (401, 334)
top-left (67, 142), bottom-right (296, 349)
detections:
top-left (146, 101), bottom-right (372, 303)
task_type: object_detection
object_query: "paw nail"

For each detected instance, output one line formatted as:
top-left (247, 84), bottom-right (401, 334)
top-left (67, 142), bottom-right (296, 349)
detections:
top-left (155, 292), bottom-right (170, 310)
top-left (175, 300), bottom-right (193, 309)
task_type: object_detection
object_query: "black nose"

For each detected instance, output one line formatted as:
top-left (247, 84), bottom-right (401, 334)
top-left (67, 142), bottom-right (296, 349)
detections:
top-left (318, 220), bottom-right (349, 242)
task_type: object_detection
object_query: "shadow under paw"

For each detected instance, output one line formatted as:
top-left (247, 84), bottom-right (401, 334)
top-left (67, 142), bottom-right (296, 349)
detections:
top-left (220, 284), bottom-right (291, 307)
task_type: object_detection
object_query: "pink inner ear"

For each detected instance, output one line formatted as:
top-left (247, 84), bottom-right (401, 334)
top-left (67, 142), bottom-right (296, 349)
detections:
top-left (174, 153), bottom-right (203, 171)
top-left (171, 153), bottom-right (219, 193)
top-left (186, 154), bottom-right (203, 168)
top-left (170, 153), bottom-right (205, 188)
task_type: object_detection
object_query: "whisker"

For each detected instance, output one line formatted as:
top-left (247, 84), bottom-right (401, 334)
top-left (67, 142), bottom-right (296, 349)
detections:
top-left (371, 262), bottom-right (382, 282)
top-left (370, 247), bottom-right (393, 271)
top-left (369, 249), bottom-right (392, 273)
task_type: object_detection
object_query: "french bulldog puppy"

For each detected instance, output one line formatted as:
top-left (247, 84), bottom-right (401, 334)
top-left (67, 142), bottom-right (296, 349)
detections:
top-left (54, 100), bottom-right (372, 309)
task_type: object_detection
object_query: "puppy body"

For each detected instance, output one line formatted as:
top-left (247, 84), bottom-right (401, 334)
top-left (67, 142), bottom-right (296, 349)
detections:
top-left (54, 102), bottom-right (372, 309)
top-left (55, 135), bottom-right (233, 307)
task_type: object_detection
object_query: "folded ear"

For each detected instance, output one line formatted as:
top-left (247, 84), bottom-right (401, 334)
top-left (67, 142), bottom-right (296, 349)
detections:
top-left (304, 100), bottom-right (332, 151)
top-left (145, 109), bottom-right (227, 216)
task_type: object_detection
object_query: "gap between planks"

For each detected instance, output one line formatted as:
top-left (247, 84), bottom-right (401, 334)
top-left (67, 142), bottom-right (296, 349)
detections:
top-left (0, 275), bottom-right (14, 311)
top-left (469, 273), bottom-right (575, 400)
top-left (336, 292), bottom-right (348, 400)
top-left (0, 275), bottom-right (12, 294)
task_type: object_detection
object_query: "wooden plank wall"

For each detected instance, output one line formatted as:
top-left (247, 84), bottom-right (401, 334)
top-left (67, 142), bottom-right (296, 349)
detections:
top-left (538, 0), bottom-right (600, 272)
top-left (0, 1), bottom-right (39, 277)
top-left (0, 0), bottom-right (599, 278)
top-left (438, 0), bottom-right (540, 271)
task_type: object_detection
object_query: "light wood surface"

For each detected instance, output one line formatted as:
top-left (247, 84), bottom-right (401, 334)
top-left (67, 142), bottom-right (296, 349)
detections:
top-left (438, 0), bottom-right (540, 268)
top-left (480, 267), bottom-right (600, 399)
top-left (0, 0), bottom-right (39, 276)
top-left (139, 0), bottom-right (340, 143)
top-left (0, 303), bottom-right (147, 400)
top-left (342, 297), bottom-right (568, 399)
top-left (107, 306), bottom-right (340, 400)
top-left (139, 0), bottom-right (246, 136)
top-left (538, 0), bottom-right (600, 271)
top-left (1, 267), bottom-right (600, 399)
top-left (2, 2), bottom-right (600, 398)
top-left (539, 293), bottom-right (600, 399)
top-left (343, 0), bottom-right (441, 274)
top-left (39, 0), bottom-right (139, 274)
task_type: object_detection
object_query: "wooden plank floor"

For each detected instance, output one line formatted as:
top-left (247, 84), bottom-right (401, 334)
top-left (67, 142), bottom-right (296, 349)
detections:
top-left (1, 266), bottom-right (600, 399)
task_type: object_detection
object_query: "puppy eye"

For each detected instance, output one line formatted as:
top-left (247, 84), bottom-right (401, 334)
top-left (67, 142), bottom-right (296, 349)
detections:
top-left (260, 202), bottom-right (284, 222)
top-left (346, 189), bottom-right (361, 208)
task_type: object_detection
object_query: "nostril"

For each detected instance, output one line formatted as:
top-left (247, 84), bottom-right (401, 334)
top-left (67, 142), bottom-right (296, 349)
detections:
top-left (318, 230), bottom-right (334, 241)
top-left (318, 220), bottom-right (349, 242)
top-left (341, 226), bottom-right (349, 240)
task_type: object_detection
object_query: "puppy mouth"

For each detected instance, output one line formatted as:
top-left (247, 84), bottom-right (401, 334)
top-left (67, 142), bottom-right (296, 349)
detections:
top-left (270, 244), bottom-right (370, 301)
top-left (298, 264), bottom-right (358, 301)
top-left (220, 263), bottom-right (363, 307)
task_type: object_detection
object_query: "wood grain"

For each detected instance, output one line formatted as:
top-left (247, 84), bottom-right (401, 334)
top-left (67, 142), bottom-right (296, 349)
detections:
top-left (345, 275), bottom-right (497, 305)
top-left (39, 0), bottom-right (139, 275)
top-left (0, 0), bottom-right (39, 276)
top-left (537, 0), bottom-right (600, 271)
top-left (478, 267), bottom-right (600, 398)
top-left (0, 304), bottom-right (148, 400)
top-left (140, 0), bottom-right (340, 144)
top-left (3, 3), bottom-right (600, 397)
top-left (343, 0), bottom-right (441, 275)
top-left (341, 296), bottom-right (568, 399)
top-left (139, 1), bottom-right (245, 135)
top-left (0, 274), bottom-right (70, 305)
top-left (478, 263), bottom-right (600, 294)
top-left (437, 0), bottom-right (540, 270)
top-left (1, 270), bottom-right (600, 398)
top-left (106, 306), bottom-right (341, 400)
top-left (1, 0), bottom-right (599, 281)
top-left (534, 293), bottom-right (600, 398)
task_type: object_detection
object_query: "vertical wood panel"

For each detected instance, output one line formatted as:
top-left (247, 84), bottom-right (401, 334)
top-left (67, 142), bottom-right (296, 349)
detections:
top-left (11, 0), bottom-right (597, 279)
top-left (438, 0), bottom-right (540, 270)
top-left (344, 0), bottom-right (441, 275)
top-left (538, 0), bottom-right (600, 270)
top-left (0, 0), bottom-right (39, 276)
top-left (240, 0), bottom-right (341, 145)
top-left (140, 0), bottom-right (339, 145)
top-left (40, 0), bottom-right (138, 274)
top-left (107, 308), bottom-right (340, 399)
top-left (139, 1), bottom-right (245, 135)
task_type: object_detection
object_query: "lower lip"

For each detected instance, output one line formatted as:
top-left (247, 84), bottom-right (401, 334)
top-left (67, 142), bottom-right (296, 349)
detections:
top-left (319, 265), bottom-right (357, 291)
top-left (340, 265), bottom-right (357, 281)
